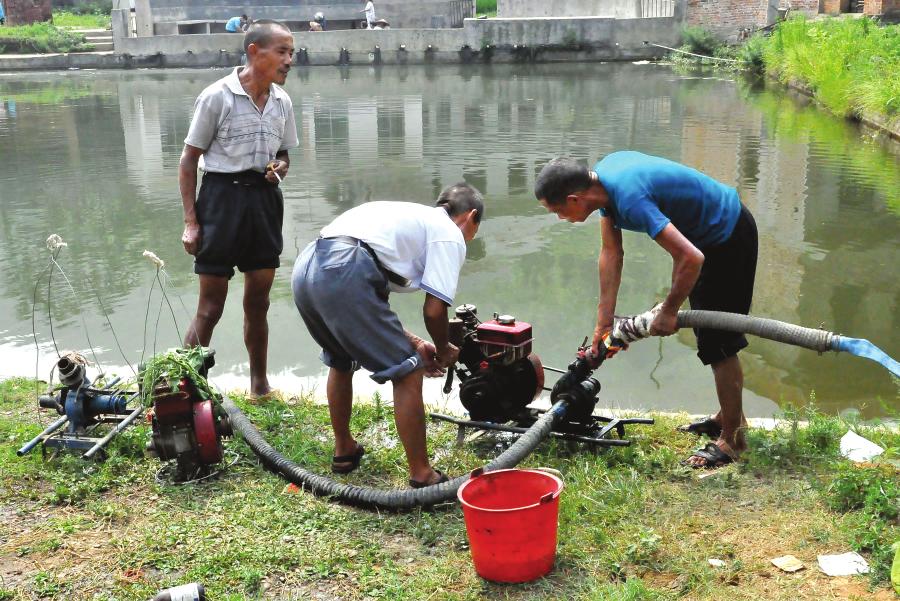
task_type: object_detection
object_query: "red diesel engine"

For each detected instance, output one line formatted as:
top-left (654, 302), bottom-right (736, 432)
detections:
top-left (143, 350), bottom-right (232, 482)
top-left (449, 305), bottom-right (544, 422)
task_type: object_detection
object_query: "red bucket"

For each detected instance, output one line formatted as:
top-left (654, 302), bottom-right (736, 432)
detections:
top-left (457, 468), bottom-right (564, 583)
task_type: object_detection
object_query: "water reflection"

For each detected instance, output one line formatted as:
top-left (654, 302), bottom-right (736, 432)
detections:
top-left (0, 64), bottom-right (896, 418)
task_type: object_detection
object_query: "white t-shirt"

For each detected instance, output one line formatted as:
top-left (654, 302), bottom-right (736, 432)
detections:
top-left (364, 1), bottom-right (375, 22)
top-left (184, 67), bottom-right (299, 173)
top-left (320, 202), bottom-right (466, 305)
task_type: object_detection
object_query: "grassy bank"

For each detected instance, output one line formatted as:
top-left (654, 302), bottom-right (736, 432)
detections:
top-left (1, 377), bottom-right (897, 600)
top-left (52, 10), bottom-right (112, 30)
top-left (0, 23), bottom-right (92, 54)
top-left (763, 16), bottom-right (900, 123)
top-left (678, 17), bottom-right (900, 130)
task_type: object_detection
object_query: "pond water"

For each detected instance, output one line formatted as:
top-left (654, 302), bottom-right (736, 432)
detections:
top-left (0, 63), bottom-right (897, 419)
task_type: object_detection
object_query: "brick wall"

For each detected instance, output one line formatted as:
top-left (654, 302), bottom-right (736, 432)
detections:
top-left (5, 0), bottom-right (53, 25)
top-left (784, 0), bottom-right (820, 15)
top-left (686, 0), bottom-right (772, 40)
top-left (865, 0), bottom-right (900, 15)
top-left (822, 0), bottom-right (849, 13)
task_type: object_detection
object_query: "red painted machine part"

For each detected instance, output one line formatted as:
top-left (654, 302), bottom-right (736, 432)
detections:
top-left (528, 353), bottom-right (545, 400)
top-left (193, 400), bottom-right (223, 465)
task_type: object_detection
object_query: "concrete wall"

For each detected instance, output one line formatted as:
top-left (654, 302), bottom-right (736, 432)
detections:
top-left (113, 15), bottom-right (682, 65)
top-left (142, 0), bottom-right (474, 30)
top-left (497, 0), bottom-right (640, 18)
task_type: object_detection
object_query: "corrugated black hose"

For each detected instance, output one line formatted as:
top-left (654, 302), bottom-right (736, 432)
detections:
top-left (222, 397), bottom-right (567, 510)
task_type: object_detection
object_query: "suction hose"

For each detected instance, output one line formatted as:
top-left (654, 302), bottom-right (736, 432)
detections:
top-left (613, 309), bottom-right (899, 377)
top-left (223, 397), bottom-right (567, 510)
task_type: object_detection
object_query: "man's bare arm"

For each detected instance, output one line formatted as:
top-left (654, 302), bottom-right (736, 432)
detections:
top-left (650, 223), bottom-right (704, 335)
top-left (423, 294), bottom-right (459, 368)
top-left (592, 215), bottom-right (624, 351)
top-left (179, 144), bottom-right (205, 256)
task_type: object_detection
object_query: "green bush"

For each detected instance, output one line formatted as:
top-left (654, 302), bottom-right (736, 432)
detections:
top-left (476, 0), bottom-right (497, 12)
top-left (67, 1), bottom-right (113, 15)
top-left (738, 34), bottom-right (767, 72)
top-left (681, 25), bottom-right (722, 56)
top-left (0, 23), bottom-right (92, 54)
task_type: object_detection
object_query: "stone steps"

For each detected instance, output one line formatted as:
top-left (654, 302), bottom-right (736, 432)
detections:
top-left (68, 28), bottom-right (113, 53)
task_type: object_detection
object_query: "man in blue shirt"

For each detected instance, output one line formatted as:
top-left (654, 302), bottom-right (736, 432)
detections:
top-left (0, 0), bottom-right (6, 26)
top-left (225, 14), bottom-right (249, 33)
top-left (534, 152), bottom-right (758, 468)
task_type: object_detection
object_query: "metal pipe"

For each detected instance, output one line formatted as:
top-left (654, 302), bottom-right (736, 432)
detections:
top-left (82, 406), bottom-right (144, 459)
top-left (429, 413), bottom-right (631, 446)
top-left (17, 416), bottom-right (68, 456)
top-left (643, 41), bottom-right (740, 63)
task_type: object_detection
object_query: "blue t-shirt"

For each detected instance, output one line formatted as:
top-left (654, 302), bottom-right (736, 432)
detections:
top-left (595, 151), bottom-right (741, 249)
top-left (225, 16), bottom-right (243, 32)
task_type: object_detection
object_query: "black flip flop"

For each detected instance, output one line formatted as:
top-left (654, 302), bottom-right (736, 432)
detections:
top-left (681, 442), bottom-right (735, 469)
top-left (331, 444), bottom-right (365, 474)
top-left (409, 469), bottom-right (449, 489)
top-left (677, 416), bottom-right (722, 439)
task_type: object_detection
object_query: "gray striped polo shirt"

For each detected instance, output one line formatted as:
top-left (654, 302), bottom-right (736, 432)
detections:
top-left (185, 67), bottom-right (299, 174)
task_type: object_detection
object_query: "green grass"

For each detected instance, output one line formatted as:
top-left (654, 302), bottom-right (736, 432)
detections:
top-left (476, 0), bottom-right (497, 17)
top-left (52, 10), bottom-right (111, 30)
top-left (0, 22), bottom-right (92, 54)
top-left (762, 16), bottom-right (900, 121)
top-left (1, 376), bottom-right (897, 599)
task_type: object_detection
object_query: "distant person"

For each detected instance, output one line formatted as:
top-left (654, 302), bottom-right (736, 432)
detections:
top-left (361, 0), bottom-right (376, 29)
top-left (225, 14), bottom-right (250, 33)
top-left (372, 19), bottom-right (390, 30)
top-left (180, 20), bottom-right (298, 399)
top-left (0, 0), bottom-right (5, 26)
top-left (314, 11), bottom-right (326, 30)
top-left (308, 20), bottom-right (323, 32)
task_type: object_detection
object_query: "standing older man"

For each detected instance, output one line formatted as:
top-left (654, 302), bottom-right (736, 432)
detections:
top-left (180, 20), bottom-right (298, 398)
top-left (534, 152), bottom-right (758, 469)
top-left (291, 184), bottom-right (483, 488)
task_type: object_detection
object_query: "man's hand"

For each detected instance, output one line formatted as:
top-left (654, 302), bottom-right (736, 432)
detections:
top-left (265, 160), bottom-right (289, 183)
top-left (415, 340), bottom-right (445, 377)
top-left (182, 221), bottom-right (201, 256)
top-left (434, 343), bottom-right (460, 369)
top-left (649, 306), bottom-right (679, 336)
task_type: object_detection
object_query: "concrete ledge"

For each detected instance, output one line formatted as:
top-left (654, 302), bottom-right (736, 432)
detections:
top-left (1, 16), bottom-right (682, 70)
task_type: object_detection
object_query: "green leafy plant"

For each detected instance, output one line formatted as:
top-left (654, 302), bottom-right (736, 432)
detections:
top-left (681, 25), bottom-right (722, 56)
top-left (139, 347), bottom-right (217, 407)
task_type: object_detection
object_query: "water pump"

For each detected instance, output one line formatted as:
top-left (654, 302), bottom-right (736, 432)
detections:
top-left (143, 349), bottom-right (233, 482)
top-left (432, 304), bottom-right (652, 447)
top-left (17, 354), bottom-right (141, 460)
top-left (447, 305), bottom-right (545, 422)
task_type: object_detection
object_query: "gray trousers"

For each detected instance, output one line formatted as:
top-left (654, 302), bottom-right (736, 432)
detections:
top-left (291, 237), bottom-right (421, 383)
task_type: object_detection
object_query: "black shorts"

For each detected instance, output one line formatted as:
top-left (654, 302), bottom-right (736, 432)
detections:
top-left (689, 204), bottom-right (758, 365)
top-left (194, 170), bottom-right (284, 279)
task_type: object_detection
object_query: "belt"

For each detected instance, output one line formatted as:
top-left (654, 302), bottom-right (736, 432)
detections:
top-left (203, 169), bottom-right (271, 187)
top-left (321, 236), bottom-right (411, 287)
